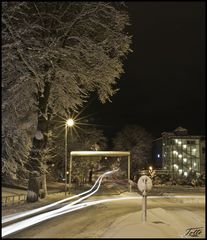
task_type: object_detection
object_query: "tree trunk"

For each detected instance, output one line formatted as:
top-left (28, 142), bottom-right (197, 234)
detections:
top-left (27, 79), bottom-right (52, 202)
top-left (27, 172), bottom-right (40, 202)
top-left (42, 173), bottom-right (48, 198)
top-left (88, 169), bottom-right (93, 183)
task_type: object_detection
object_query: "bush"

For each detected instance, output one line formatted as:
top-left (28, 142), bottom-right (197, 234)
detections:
top-left (27, 190), bottom-right (38, 202)
top-left (27, 172), bottom-right (40, 202)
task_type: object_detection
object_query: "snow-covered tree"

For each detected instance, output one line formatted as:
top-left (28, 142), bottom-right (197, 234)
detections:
top-left (2, 2), bottom-right (131, 200)
top-left (113, 125), bottom-right (153, 178)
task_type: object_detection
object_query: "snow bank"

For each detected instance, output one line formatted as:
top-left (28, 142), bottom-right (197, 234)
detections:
top-left (101, 207), bottom-right (205, 238)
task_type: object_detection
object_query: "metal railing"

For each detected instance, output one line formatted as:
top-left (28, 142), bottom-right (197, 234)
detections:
top-left (139, 169), bottom-right (170, 176)
top-left (2, 194), bottom-right (27, 207)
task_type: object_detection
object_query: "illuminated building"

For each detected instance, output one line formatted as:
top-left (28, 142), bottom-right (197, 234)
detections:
top-left (153, 127), bottom-right (205, 178)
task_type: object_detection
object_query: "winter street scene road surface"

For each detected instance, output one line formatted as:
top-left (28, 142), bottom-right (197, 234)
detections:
top-left (2, 171), bottom-right (205, 238)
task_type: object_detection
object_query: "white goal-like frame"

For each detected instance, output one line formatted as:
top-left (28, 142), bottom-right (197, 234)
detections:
top-left (67, 151), bottom-right (131, 193)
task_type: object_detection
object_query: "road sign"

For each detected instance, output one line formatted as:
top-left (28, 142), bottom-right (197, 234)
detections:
top-left (137, 175), bottom-right (152, 193)
top-left (137, 175), bottom-right (153, 222)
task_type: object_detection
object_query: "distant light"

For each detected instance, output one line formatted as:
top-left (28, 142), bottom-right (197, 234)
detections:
top-left (173, 150), bottom-right (178, 155)
top-left (149, 166), bottom-right (153, 171)
top-left (157, 154), bottom-right (160, 158)
top-left (66, 171), bottom-right (69, 175)
top-left (184, 172), bottom-right (188, 177)
top-left (192, 148), bottom-right (196, 152)
top-left (189, 167), bottom-right (192, 170)
top-left (178, 154), bottom-right (182, 158)
top-left (66, 119), bottom-right (74, 127)
top-left (178, 169), bottom-right (182, 174)
top-left (183, 145), bottom-right (187, 149)
top-left (51, 164), bottom-right (55, 167)
top-left (173, 164), bottom-right (178, 169)
top-left (193, 162), bottom-right (197, 166)
top-left (183, 158), bottom-right (187, 163)
top-left (105, 157), bottom-right (108, 160)
top-left (178, 141), bottom-right (182, 145)
top-left (175, 139), bottom-right (178, 143)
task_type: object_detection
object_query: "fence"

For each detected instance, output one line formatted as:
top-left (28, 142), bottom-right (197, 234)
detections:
top-left (2, 194), bottom-right (27, 207)
top-left (139, 169), bottom-right (170, 176)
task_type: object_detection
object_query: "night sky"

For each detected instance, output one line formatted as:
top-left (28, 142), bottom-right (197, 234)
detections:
top-left (86, 1), bottom-right (205, 141)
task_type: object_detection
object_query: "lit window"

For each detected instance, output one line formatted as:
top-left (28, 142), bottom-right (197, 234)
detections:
top-left (192, 148), bottom-right (196, 152)
top-left (178, 154), bottom-right (182, 158)
top-left (189, 167), bottom-right (192, 170)
top-left (173, 150), bottom-right (178, 155)
top-left (178, 141), bottom-right (182, 145)
top-left (193, 162), bottom-right (197, 166)
top-left (178, 169), bottom-right (182, 174)
top-left (173, 164), bottom-right (178, 169)
top-left (183, 145), bottom-right (187, 149)
top-left (175, 139), bottom-right (178, 143)
top-left (184, 172), bottom-right (188, 177)
top-left (183, 158), bottom-right (187, 163)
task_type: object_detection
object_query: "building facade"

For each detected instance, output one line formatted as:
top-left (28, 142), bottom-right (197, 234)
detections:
top-left (153, 127), bottom-right (205, 178)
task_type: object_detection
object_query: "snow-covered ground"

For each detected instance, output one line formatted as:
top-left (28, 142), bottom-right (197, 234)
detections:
top-left (5, 194), bottom-right (204, 238)
top-left (101, 207), bottom-right (205, 238)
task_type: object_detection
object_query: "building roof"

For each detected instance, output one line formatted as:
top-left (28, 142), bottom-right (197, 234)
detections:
top-left (174, 126), bottom-right (188, 132)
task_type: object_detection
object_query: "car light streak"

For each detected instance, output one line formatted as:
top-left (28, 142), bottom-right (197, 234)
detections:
top-left (2, 173), bottom-right (103, 223)
top-left (59, 169), bottom-right (119, 210)
top-left (2, 194), bottom-right (204, 237)
top-left (2, 196), bottom-right (140, 237)
top-left (2, 169), bottom-right (120, 237)
top-left (2, 169), bottom-right (119, 224)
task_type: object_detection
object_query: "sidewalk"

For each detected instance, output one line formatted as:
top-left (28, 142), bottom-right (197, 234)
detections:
top-left (101, 207), bottom-right (205, 238)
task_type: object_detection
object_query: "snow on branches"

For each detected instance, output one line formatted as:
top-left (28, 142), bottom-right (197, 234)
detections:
top-left (2, 2), bottom-right (132, 181)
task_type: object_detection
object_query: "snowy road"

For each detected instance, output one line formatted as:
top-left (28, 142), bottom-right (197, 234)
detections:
top-left (2, 169), bottom-right (120, 237)
top-left (2, 169), bottom-right (205, 238)
top-left (3, 194), bottom-right (205, 238)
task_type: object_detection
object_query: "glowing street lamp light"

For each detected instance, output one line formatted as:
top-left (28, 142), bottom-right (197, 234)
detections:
top-left (65, 118), bottom-right (74, 196)
top-left (66, 119), bottom-right (74, 127)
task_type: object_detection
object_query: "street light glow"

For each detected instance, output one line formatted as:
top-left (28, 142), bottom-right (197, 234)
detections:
top-left (66, 118), bottom-right (74, 127)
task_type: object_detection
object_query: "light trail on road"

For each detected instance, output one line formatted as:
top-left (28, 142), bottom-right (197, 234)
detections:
top-left (2, 169), bottom-right (119, 237)
top-left (2, 169), bottom-right (119, 225)
top-left (2, 195), bottom-right (204, 237)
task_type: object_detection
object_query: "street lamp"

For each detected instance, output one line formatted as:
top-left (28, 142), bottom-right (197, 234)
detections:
top-left (66, 119), bottom-right (74, 127)
top-left (65, 118), bottom-right (74, 195)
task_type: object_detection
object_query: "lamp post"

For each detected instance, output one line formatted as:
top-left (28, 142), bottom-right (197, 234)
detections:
top-left (65, 118), bottom-right (74, 196)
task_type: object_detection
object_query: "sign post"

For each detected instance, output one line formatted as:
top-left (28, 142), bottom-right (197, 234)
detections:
top-left (137, 175), bottom-right (152, 223)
